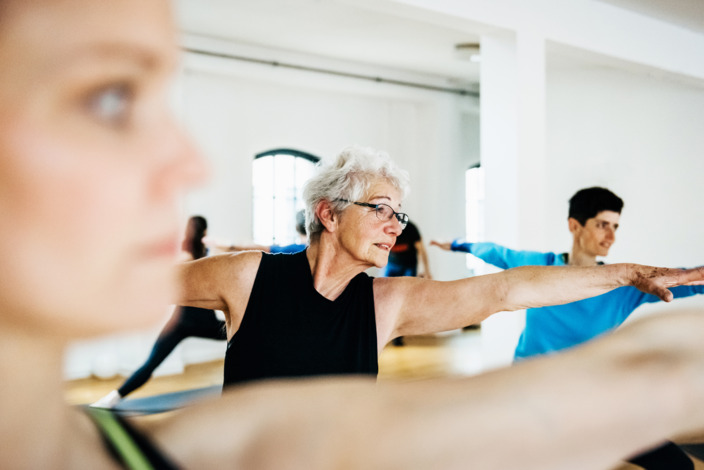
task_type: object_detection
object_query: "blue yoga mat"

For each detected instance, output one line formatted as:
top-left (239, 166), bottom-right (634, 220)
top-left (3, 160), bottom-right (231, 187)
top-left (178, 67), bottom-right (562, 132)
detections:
top-left (112, 385), bottom-right (222, 415)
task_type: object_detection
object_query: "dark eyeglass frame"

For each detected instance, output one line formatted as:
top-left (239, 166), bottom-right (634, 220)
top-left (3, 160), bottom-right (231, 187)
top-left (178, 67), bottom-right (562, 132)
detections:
top-left (338, 199), bottom-right (409, 230)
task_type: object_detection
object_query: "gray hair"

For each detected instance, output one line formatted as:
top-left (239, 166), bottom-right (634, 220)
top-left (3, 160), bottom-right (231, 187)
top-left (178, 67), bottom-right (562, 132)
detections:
top-left (302, 146), bottom-right (410, 239)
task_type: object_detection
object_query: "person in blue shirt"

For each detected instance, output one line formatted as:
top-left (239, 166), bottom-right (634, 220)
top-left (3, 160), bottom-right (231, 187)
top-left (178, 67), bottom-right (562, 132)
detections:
top-left (432, 186), bottom-right (704, 469)
top-left (214, 209), bottom-right (308, 254)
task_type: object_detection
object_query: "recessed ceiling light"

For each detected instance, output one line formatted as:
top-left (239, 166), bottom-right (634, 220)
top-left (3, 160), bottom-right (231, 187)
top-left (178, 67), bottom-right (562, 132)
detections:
top-left (455, 42), bottom-right (481, 62)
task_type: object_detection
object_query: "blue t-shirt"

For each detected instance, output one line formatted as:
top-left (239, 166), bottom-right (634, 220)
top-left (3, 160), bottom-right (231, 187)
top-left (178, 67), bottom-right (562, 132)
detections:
top-left (451, 240), bottom-right (704, 361)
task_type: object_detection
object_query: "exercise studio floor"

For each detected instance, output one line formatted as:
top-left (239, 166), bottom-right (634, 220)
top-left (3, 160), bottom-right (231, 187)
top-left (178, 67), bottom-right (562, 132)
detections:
top-left (65, 327), bottom-right (704, 470)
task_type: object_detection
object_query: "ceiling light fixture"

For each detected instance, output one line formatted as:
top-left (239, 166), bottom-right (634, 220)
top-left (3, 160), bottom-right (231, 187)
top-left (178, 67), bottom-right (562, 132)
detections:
top-left (455, 42), bottom-right (481, 63)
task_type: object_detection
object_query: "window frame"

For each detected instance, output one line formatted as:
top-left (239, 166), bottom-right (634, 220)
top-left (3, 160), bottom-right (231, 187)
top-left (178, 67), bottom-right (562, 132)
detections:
top-left (252, 149), bottom-right (319, 245)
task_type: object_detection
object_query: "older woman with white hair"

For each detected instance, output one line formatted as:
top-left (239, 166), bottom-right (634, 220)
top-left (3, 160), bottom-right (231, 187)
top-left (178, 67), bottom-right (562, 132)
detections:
top-left (179, 145), bottom-right (700, 386)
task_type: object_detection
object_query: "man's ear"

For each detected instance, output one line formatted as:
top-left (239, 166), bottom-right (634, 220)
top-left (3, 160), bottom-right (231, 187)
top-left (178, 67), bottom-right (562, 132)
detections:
top-left (315, 200), bottom-right (338, 234)
top-left (567, 217), bottom-right (582, 234)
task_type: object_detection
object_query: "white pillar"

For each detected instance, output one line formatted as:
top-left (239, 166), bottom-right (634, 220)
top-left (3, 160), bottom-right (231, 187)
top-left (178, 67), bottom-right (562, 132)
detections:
top-left (481, 30), bottom-right (547, 248)
top-left (480, 31), bottom-right (519, 247)
top-left (516, 30), bottom-right (547, 250)
top-left (479, 29), bottom-right (547, 370)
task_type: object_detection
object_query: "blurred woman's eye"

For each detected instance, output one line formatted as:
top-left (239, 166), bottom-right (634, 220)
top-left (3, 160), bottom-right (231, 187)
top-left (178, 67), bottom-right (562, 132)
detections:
top-left (86, 83), bottom-right (134, 127)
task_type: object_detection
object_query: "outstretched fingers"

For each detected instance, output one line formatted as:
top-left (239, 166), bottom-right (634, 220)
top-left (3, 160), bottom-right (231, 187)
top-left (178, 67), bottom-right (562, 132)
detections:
top-left (633, 266), bottom-right (704, 301)
top-left (631, 266), bottom-right (678, 301)
top-left (655, 286), bottom-right (674, 302)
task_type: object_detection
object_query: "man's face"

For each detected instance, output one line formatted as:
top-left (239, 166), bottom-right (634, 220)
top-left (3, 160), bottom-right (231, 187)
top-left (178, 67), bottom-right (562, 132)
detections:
top-left (570, 210), bottom-right (621, 257)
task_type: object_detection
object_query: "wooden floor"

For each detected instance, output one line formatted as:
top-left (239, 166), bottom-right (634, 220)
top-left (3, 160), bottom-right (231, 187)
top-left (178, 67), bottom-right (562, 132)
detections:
top-left (65, 328), bottom-right (704, 469)
top-left (65, 329), bottom-right (484, 406)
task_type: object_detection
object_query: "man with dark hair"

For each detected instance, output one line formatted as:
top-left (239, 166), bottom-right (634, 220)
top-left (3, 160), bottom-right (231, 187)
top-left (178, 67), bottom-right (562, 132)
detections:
top-left (568, 186), bottom-right (624, 225)
top-left (431, 186), bottom-right (703, 469)
top-left (432, 186), bottom-right (703, 359)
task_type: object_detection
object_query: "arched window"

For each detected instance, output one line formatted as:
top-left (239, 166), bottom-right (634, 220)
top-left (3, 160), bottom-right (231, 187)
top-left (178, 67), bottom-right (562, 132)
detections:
top-left (252, 149), bottom-right (319, 245)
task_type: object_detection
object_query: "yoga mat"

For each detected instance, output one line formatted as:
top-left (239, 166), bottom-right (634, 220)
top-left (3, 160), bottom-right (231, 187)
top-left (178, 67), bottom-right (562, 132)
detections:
top-left (112, 385), bottom-right (222, 415)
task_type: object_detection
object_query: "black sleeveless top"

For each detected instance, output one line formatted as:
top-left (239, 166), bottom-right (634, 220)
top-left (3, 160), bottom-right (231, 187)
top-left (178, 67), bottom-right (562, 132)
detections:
top-left (224, 250), bottom-right (378, 386)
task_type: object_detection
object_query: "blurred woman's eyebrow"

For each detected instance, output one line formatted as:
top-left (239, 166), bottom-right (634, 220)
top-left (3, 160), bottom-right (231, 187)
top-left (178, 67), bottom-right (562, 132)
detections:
top-left (58, 43), bottom-right (171, 71)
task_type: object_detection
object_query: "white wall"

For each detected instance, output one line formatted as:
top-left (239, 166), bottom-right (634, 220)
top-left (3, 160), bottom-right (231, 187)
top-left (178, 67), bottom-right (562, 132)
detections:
top-left (546, 64), bottom-right (704, 259)
top-left (545, 58), bottom-right (704, 323)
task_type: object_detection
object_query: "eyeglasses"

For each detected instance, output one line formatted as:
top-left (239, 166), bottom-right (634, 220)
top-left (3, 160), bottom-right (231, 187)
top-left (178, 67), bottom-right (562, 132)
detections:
top-left (338, 199), bottom-right (409, 230)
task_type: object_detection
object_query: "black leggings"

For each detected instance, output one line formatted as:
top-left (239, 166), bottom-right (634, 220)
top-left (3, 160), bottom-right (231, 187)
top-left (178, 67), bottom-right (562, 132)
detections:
top-left (118, 306), bottom-right (226, 397)
top-left (626, 440), bottom-right (693, 469)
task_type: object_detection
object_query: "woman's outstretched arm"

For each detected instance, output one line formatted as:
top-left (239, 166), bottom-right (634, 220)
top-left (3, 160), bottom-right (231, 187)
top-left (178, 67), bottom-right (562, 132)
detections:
top-left (376, 263), bottom-right (704, 340)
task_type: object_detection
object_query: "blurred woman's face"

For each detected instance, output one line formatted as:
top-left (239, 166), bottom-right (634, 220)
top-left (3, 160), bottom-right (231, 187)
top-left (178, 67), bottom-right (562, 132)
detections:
top-left (0, 0), bottom-right (206, 337)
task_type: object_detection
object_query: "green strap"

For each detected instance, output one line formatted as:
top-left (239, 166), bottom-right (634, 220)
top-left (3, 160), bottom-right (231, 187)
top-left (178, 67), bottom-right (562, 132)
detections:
top-left (87, 408), bottom-right (155, 470)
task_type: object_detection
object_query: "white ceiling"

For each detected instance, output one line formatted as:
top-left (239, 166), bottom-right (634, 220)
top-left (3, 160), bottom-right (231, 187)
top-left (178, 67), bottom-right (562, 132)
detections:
top-left (176, 0), bottom-right (704, 88)
top-left (176, 0), bottom-right (481, 85)
top-left (596, 0), bottom-right (704, 34)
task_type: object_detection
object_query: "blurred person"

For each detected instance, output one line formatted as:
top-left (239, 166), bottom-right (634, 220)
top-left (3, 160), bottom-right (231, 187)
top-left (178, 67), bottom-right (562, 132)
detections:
top-left (211, 209), bottom-right (308, 254)
top-left (91, 216), bottom-right (226, 409)
top-left (380, 219), bottom-right (432, 279)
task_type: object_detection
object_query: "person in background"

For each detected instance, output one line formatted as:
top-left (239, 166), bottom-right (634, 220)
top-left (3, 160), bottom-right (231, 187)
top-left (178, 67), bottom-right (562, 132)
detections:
top-left (431, 186), bottom-right (704, 469)
top-left (211, 209), bottom-right (308, 254)
top-left (91, 216), bottom-right (226, 409)
top-left (379, 219), bottom-right (432, 345)
top-left (380, 219), bottom-right (432, 279)
top-left (5, 2), bottom-right (704, 469)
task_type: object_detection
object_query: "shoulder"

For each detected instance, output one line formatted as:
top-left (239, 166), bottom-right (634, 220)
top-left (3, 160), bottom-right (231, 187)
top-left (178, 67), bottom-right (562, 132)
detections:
top-left (213, 250), bottom-right (263, 267)
top-left (372, 275), bottom-right (421, 304)
top-left (191, 251), bottom-right (263, 281)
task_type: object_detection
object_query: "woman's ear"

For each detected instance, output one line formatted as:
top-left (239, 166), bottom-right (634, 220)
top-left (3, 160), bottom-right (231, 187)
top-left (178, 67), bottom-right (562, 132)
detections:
top-left (315, 200), bottom-right (338, 234)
